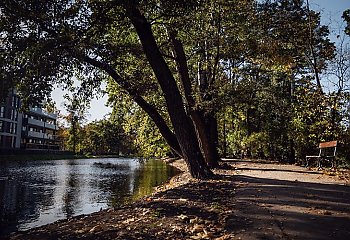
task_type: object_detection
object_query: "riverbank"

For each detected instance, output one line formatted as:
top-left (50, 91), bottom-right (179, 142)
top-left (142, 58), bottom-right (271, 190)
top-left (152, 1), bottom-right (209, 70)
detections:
top-left (0, 153), bottom-right (83, 161)
top-left (6, 159), bottom-right (350, 240)
top-left (0, 153), bottom-right (130, 161)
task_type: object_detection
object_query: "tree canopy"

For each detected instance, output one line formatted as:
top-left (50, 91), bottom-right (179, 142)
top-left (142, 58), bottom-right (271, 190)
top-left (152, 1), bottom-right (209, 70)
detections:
top-left (1, 0), bottom-right (349, 177)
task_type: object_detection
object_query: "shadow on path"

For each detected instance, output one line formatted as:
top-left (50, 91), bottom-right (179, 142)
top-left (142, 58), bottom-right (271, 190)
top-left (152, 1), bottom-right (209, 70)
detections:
top-left (145, 164), bottom-right (350, 240)
top-left (233, 167), bottom-right (323, 175)
top-left (229, 174), bottom-right (350, 240)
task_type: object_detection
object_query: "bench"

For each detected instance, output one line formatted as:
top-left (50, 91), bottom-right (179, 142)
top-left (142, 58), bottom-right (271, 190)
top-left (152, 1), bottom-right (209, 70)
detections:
top-left (305, 141), bottom-right (337, 169)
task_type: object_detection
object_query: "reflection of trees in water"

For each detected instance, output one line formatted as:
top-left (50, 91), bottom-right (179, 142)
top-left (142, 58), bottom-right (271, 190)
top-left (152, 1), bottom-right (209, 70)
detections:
top-left (89, 160), bottom-right (179, 208)
top-left (0, 159), bottom-right (180, 236)
top-left (0, 180), bottom-right (25, 235)
top-left (90, 162), bottom-right (132, 208)
top-left (92, 162), bottom-right (131, 171)
top-left (61, 159), bottom-right (84, 218)
top-left (0, 163), bottom-right (57, 236)
top-left (0, 166), bottom-right (14, 234)
top-left (107, 175), bottom-right (132, 208)
top-left (131, 160), bottom-right (180, 201)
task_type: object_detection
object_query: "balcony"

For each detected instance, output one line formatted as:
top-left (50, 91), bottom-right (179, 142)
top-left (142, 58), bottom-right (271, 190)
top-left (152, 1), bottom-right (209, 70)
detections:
top-left (29, 107), bottom-right (57, 119)
top-left (45, 122), bottom-right (57, 130)
top-left (26, 118), bottom-right (57, 130)
top-left (27, 118), bottom-right (45, 127)
top-left (45, 133), bottom-right (55, 140)
top-left (27, 131), bottom-right (44, 139)
top-left (26, 131), bottom-right (55, 140)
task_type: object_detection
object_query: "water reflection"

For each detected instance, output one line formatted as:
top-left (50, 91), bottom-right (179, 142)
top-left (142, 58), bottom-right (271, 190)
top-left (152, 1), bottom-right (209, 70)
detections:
top-left (0, 158), bottom-right (179, 236)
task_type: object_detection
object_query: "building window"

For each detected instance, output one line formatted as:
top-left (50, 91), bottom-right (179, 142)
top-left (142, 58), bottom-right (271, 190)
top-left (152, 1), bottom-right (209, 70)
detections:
top-left (16, 97), bottom-right (20, 108)
top-left (0, 106), bottom-right (5, 118)
top-left (0, 120), bottom-right (3, 132)
top-left (10, 109), bottom-right (18, 121)
top-left (11, 95), bottom-right (20, 108)
top-left (7, 122), bottom-right (16, 134)
top-left (12, 123), bottom-right (17, 134)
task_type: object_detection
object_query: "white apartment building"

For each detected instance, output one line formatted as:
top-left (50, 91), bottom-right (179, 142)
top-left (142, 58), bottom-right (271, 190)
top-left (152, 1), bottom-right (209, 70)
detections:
top-left (0, 90), bottom-right (59, 150)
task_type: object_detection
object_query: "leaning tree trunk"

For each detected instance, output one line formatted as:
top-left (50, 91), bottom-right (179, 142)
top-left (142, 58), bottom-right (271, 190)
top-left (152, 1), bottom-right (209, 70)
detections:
top-left (82, 56), bottom-right (183, 158)
top-left (126, 6), bottom-right (213, 179)
top-left (169, 32), bottom-right (220, 168)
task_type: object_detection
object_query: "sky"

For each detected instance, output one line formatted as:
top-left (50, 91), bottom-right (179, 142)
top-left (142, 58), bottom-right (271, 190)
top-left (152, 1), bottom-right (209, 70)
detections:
top-left (51, 0), bottom-right (350, 122)
top-left (311, 0), bottom-right (350, 33)
top-left (51, 85), bottom-right (111, 123)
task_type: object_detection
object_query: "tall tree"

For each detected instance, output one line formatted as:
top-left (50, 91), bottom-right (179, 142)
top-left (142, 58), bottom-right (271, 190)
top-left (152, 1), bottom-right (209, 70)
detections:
top-left (0, 0), bottom-right (213, 178)
top-left (215, 0), bottom-right (335, 161)
top-left (124, 4), bottom-right (213, 177)
top-left (63, 93), bottom-right (89, 153)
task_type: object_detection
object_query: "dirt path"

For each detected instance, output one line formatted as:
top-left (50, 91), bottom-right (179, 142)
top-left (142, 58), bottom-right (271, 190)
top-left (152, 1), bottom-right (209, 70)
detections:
top-left (220, 159), bottom-right (350, 240)
top-left (6, 159), bottom-right (350, 240)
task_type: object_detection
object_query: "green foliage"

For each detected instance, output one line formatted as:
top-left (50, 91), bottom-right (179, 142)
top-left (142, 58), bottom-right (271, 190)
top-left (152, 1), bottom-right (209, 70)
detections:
top-left (107, 80), bottom-right (171, 158)
top-left (343, 9), bottom-right (350, 36)
top-left (63, 93), bottom-right (89, 153)
top-left (133, 115), bottom-right (171, 158)
top-left (79, 118), bottom-right (134, 155)
top-left (1, 0), bottom-right (349, 166)
top-left (214, 0), bottom-right (349, 165)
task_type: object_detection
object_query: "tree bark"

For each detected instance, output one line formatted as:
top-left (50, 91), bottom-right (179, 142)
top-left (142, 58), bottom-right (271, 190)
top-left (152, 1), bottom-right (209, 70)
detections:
top-left (191, 112), bottom-right (220, 168)
top-left (207, 114), bottom-right (220, 163)
top-left (222, 112), bottom-right (227, 158)
top-left (289, 139), bottom-right (296, 164)
top-left (306, 0), bottom-right (323, 93)
top-left (125, 6), bottom-right (213, 179)
top-left (169, 32), bottom-right (220, 168)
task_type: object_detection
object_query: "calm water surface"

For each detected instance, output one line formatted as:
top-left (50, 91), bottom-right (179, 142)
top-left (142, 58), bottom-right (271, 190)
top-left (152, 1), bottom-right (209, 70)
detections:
top-left (0, 158), bottom-right (179, 236)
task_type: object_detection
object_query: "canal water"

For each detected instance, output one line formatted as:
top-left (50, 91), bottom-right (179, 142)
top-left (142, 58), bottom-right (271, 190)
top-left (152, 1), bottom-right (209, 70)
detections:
top-left (0, 158), bottom-right (179, 236)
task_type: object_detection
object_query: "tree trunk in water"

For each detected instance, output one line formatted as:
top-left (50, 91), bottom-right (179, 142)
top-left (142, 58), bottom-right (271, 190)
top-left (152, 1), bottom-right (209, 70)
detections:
top-left (126, 6), bottom-right (213, 179)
